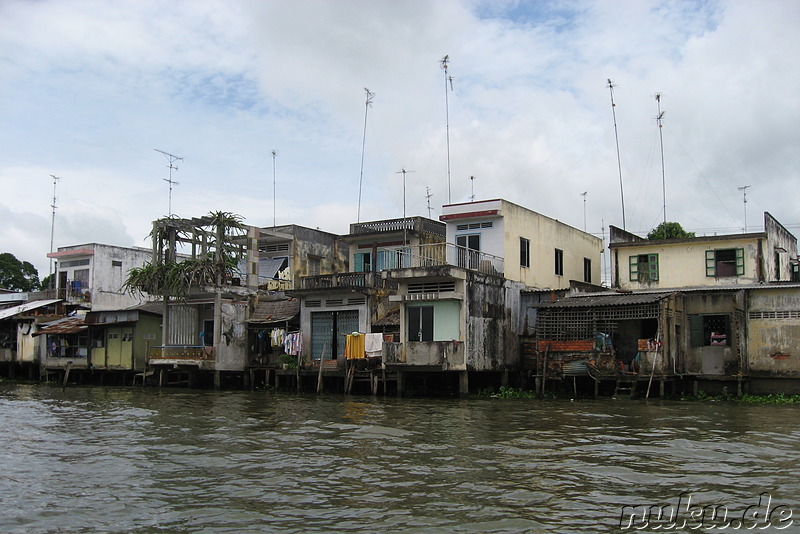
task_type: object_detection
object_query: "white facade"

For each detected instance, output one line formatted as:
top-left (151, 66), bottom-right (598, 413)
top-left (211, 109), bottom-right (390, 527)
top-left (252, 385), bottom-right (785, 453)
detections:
top-left (441, 199), bottom-right (603, 289)
top-left (48, 243), bottom-right (153, 310)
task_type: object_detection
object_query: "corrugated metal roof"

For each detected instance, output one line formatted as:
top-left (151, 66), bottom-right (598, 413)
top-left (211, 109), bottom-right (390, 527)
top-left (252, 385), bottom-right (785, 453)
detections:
top-left (35, 317), bottom-right (87, 336)
top-left (0, 299), bottom-right (61, 321)
top-left (248, 298), bottom-right (300, 324)
top-left (533, 292), bottom-right (667, 309)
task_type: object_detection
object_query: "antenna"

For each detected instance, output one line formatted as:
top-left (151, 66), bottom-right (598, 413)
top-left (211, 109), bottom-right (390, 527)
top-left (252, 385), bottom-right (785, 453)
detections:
top-left (154, 149), bottom-right (183, 217)
top-left (395, 168), bottom-right (415, 246)
top-left (48, 174), bottom-right (61, 287)
top-left (738, 185), bottom-right (751, 232)
top-left (655, 93), bottom-right (667, 230)
top-left (581, 191), bottom-right (587, 232)
top-left (426, 187), bottom-right (433, 219)
top-left (272, 150), bottom-right (278, 226)
top-left (469, 175), bottom-right (475, 202)
top-left (606, 79), bottom-right (626, 230)
top-left (357, 88), bottom-right (375, 223)
top-left (440, 55), bottom-right (453, 204)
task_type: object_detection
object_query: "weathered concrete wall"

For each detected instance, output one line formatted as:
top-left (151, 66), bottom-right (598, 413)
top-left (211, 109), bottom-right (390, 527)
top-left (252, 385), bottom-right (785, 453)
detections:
top-left (464, 273), bottom-right (523, 371)
top-left (746, 287), bottom-right (800, 377)
top-left (764, 212), bottom-right (798, 282)
top-left (403, 340), bottom-right (464, 368)
top-left (215, 300), bottom-right (248, 371)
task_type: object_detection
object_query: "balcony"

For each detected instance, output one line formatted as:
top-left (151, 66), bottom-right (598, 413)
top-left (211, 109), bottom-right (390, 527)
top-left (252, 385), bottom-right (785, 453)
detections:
top-left (389, 243), bottom-right (504, 276)
top-left (349, 216), bottom-right (445, 238)
top-left (299, 272), bottom-right (397, 291)
top-left (58, 280), bottom-right (91, 304)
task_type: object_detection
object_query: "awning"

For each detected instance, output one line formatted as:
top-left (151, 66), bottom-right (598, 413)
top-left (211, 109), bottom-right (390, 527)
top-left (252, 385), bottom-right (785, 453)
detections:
top-left (260, 257), bottom-right (289, 280)
top-left (0, 299), bottom-right (61, 321)
top-left (248, 298), bottom-right (300, 324)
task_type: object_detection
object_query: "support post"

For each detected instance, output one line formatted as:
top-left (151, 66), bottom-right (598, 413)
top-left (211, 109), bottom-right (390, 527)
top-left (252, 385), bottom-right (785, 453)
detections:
top-left (459, 370), bottom-right (469, 397)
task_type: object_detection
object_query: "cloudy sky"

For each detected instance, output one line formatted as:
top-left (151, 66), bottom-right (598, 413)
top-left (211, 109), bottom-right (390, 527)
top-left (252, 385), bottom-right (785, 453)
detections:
top-left (1, 0), bottom-right (799, 280)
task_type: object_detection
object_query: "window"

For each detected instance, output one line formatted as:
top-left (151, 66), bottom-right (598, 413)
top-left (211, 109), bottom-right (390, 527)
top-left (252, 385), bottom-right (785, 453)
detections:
top-left (775, 251), bottom-right (781, 280)
top-left (456, 234), bottom-right (481, 269)
top-left (456, 221), bottom-right (492, 230)
top-left (308, 256), bottom-right (321, 277)
top-left (554, 249), bottom-right (564, 276)
top-left (629, 254), bottom-right (659, 282)
top-left (583, 258), bottom-right (592, 283)
top-left (705, 248), bottom-right (744, 277)
top-left (112, 260), bottom-right (122, 268)
top-left (690, 314), bottom-right (730, 347)
top-left (407, 306), bottom-right (434, 342)
top-left (354, 252), bottom-right (372, 272)
top-left (520, 238), bottom-right (530, 268)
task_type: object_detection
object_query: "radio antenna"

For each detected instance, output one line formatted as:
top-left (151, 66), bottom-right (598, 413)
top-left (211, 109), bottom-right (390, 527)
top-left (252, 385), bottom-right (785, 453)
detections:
top-left (272, 150), bottom-right (278, 226)
top-left (606, 79), bottom-right (626, 230)
top-left (655, 93), bottom-right (667, 231)
top-left (357, 88), bottom-right (375, 223)
top-left (440, 55), bottom-right (453, 204)
top-left (426, 187), bottom-right (433, 219)
top-left (738, 185), bottom-right (751, 232)
top-left (395, 168), bottom-right (415, 246)
top-left (154, 149), bottom-right (183, 217)
top-left (48, 174), bottom-right (61, 286)
top-left (469, 175), bottom-right (475, 202)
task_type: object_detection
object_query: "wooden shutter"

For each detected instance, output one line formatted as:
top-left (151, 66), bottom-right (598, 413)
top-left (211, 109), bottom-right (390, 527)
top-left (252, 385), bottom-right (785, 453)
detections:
top-left (648, 254), bottom-right (659, 281)
top-left (705, 250), bottom-right (716, 277)
top-left (735, 248), bottom-right (745, 275)
top-left (629, 255), bottom-right (639, 282)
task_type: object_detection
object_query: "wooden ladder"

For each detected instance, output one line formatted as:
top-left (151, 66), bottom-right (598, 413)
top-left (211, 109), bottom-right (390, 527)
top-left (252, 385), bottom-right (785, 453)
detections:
top-left (614, 377), bottom-right (637, 399)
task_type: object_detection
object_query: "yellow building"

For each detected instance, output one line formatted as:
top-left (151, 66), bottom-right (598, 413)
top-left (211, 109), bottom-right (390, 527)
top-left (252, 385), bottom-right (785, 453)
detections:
top-left (609, 212), bottom-right (798, 290)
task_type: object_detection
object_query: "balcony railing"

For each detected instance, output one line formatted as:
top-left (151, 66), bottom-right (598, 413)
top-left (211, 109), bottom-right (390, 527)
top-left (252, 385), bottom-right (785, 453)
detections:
top-left (148, 345), bottom-right (215, 362)
top-left (388, 243), bottom-right (504, 276)
top-left (300, 272), bottom-right (398, 291)
top-left (349, 216), bottom-right (445, 238)
top-left (58, 281), bottom-right (91, 303)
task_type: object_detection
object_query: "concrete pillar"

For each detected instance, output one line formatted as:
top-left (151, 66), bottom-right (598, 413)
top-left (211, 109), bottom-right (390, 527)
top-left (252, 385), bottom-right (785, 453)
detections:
top-left (459, 371), bottom-right (469, 397)
top-left (214, 370), bottom-right (221, 390)
top-left (396, 370), bottom-right (405, 397)
top-left (501, 369), bottom-right (509, 387)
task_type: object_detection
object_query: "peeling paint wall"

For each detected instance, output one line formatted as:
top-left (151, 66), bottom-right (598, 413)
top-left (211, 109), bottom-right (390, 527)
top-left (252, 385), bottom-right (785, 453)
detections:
top-left (746, 287), bottom-right (800, 377)
top-left (682, 292), bottom-right (740, 376)
top-left (464, 273), bottom-right (523, 371)
top-left (215, 300), bottom-right (248, 371)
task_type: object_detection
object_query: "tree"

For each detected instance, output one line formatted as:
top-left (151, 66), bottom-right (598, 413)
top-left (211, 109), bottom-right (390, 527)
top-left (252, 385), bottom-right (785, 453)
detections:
top-left (647, 222), bottom-right (696, 241)
top-left (0, 253), bottom-right (40, 291)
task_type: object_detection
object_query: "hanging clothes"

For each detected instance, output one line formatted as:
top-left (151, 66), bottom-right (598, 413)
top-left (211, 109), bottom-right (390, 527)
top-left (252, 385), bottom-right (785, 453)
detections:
top-left (345, 333), bottom-right (366, 360)
top-left (284, 332), bottom-right (303, 356)
top-left (364, 333), bottom-right (383, 358)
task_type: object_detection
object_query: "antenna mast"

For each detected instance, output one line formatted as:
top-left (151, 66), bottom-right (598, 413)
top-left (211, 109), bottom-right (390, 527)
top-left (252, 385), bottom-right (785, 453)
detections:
top-left (48, 174), bottom-right (61, 286)
top-left (357, 88), bottom-right (375, 223)
top-left (655, 93), bottom-right (667, 231)
top-left (395, 168), bottom-right (415, 247)
top-left (581, 191), bottom-right (587, 232)
top-left (607, 79), bottom-right (626, 230)
top-left (154, 149), bottom-right (183, 217)
top-left (426, 187), bottom-right (433, 219)
top-left (469, 176), bottom-right (475, 202)
top-left (440, 55), bottom-right (453, 204)
top-left (272, 150), bottom-right (278, 226)
top-left (738, 185), bottom-right (751, 232)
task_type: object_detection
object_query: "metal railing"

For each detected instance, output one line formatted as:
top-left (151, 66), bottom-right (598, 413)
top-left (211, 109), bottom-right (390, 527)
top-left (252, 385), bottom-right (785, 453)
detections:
top-left (148, 345), bottom-right (215, 361)
top-left (300, 272), bottom-right (397, 290)
top-left (349, 216), bottom-right (445, 237)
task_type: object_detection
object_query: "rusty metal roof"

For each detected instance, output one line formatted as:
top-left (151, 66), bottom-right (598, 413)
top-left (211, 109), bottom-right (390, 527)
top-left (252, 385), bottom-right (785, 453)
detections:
top-left (532, 292), bottom-right (669, 309)
top-left (248, 298), bottom-right (300, 324)
top-left (34, 317), bottom-right (88, 336)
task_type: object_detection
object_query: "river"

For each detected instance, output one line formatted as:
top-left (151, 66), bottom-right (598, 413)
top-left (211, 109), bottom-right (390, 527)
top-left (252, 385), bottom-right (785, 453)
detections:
top-left (0, 383), bottom-right (798, 533)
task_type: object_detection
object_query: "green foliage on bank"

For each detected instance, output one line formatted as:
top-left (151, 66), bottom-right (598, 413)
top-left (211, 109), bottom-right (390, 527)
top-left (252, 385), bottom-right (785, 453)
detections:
top-left (679, 391), bottom-right (800, 404)
top-left (476, 386), bottom-right (541, 399)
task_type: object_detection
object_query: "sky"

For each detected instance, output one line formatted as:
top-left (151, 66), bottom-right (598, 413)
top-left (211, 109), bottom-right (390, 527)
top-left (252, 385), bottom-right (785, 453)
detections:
top-left (1, 0), bottom-right (799, 280)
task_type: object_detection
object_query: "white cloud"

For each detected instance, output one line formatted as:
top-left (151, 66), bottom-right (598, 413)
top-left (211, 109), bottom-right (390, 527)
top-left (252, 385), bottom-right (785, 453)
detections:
top-left (1, 0), bottom-right (798, 281)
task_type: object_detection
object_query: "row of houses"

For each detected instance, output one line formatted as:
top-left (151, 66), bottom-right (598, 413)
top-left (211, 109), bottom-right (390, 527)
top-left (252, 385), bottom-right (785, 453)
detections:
top-left (1, 199), bottom-right (799, 396)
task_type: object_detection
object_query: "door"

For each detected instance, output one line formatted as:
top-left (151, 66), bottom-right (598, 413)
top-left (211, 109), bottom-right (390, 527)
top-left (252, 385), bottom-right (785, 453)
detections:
top-left (106, 328), bottom-right (122, 367)
top-left (456, 234), bottom-right (481, 269)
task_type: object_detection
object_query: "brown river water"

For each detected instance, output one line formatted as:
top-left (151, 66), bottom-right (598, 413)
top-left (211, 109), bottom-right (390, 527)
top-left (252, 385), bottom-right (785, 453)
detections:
top-left (1, 383), bottom-right (798, 533)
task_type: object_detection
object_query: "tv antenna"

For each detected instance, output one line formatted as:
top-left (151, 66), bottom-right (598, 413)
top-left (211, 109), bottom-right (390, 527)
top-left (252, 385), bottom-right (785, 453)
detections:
top-left (738, 185), bottom-right (751, 232)
top-left (581, 191), bottom-right (587, 232)
top-left (272, 150), bottom-right (278, 226)
top-left (655, 93), bottom-right (667, 230)
top-left (357, 88), bottom-right (375, 223)
top-left (440, 55), bottom-right (453, 204)
top-left (426, 187), bottom-right (433, 219)
top-left (395, 168), bottom-right (415, 246)
top-left (606, 79), bottom-right (626, 230)
top-left (48, 174), bottom-right (61, 286)
top-left (469, 175), bottom-right (475, 202)
top-left (155, 149), bottom-right (183, 217)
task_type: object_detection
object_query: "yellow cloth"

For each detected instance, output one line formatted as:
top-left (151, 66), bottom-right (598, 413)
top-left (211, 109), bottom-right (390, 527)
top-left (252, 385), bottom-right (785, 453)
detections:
top-left (345, 333), bottom-right (366, 359)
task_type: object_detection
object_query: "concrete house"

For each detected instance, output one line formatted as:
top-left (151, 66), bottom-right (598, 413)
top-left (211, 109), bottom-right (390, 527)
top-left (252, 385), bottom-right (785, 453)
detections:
top-left (609, 212), bottom-right (798, 290)
top-left (47, 243), bottom-right (154, 310)
top-left (383, 199), bottom-right (603, 395)
top-left (0, 298), bottom-right (63, 379)
top-left (288, 217), bottom-right (445, 377)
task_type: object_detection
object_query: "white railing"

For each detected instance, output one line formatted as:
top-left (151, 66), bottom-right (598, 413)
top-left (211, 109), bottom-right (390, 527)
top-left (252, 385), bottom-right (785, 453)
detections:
top-left (384, 243), bottom-right (504, 276)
